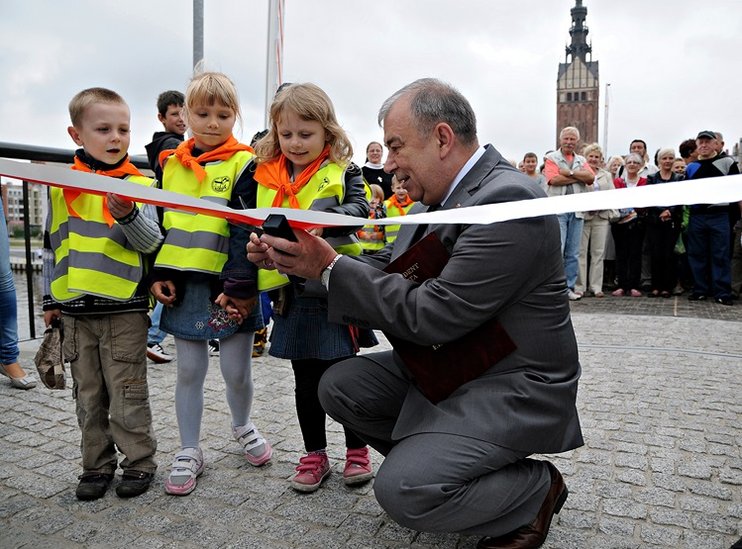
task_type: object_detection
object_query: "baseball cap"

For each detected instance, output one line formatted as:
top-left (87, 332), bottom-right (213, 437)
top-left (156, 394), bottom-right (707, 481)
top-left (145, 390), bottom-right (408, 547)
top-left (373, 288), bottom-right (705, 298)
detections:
top-left (696, 130), bottom-right (716, 140)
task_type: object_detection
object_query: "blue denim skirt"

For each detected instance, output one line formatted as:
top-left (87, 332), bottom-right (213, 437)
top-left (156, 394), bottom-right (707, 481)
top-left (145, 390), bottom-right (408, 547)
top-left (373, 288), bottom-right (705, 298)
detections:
top-left (161, 278), bottom-right (263, 341)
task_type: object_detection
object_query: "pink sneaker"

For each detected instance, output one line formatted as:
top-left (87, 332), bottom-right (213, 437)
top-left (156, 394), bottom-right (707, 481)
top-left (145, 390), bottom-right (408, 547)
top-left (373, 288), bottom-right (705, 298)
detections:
top-left (343, 447), bottom-right (374, 486)
top-left (233, 423), bottom-right (273, 466)
top-left (611, 288), bottom-right (625, 297)
top-left (164, 448), bottom-right (204, 496)
top-left (629, 289), bottom-right (642, 297)
top-left (291, 452), bottom-right (330, 492)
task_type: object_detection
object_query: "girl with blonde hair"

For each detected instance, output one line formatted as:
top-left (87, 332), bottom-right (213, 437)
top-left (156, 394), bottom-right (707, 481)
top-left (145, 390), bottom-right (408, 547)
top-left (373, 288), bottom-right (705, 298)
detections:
top-left (151, 71), bottom-right (272, 496)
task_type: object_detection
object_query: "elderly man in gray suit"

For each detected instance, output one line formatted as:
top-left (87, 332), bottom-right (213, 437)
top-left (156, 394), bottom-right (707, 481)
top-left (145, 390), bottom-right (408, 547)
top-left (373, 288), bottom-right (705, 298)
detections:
top-left (248, 78), bottom-right (583, 549)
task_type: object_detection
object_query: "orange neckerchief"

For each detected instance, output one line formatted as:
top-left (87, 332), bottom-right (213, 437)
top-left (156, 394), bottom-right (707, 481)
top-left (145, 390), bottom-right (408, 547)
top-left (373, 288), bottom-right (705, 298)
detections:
top-left (387, 194), bottom-right (413, 216)
top-left (254, 145), bottom-right (331, 209)
top-left (67, 155), bottom-right (144, 227)
top-left (162, 135), bottom-right (253, 182)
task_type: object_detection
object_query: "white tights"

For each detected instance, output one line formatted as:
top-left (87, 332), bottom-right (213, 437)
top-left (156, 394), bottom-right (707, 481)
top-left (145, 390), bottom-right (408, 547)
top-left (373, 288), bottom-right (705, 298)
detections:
top-left (174, 332), bottom-right (255, 448)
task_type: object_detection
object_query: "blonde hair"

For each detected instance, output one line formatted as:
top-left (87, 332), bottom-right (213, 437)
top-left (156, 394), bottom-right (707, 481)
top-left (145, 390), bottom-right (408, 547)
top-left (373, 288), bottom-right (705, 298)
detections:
top-left (68, 87), bottom-right (127, 127)
top-left (657, 147), bottom-right (675, 160)
top-left (184, 71), bottom-right (241, 128)
top-left (369, 184), bottom-right (384, 202)
top-left (254, 83), bottom-right (352, 165)
top-left (582, 142), bottom-right (604, 160)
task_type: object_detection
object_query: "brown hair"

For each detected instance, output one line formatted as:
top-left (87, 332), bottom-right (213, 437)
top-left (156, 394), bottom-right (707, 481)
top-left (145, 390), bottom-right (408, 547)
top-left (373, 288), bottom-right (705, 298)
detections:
top-left (68, 87), bottom-right (127, 127)
top-left (254, 82), bottom-right (352, 165)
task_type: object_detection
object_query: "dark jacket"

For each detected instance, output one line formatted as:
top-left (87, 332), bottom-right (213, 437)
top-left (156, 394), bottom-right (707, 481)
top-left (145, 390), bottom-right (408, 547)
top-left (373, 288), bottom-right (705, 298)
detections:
top-left (144, 132), bottom-right (184, 183)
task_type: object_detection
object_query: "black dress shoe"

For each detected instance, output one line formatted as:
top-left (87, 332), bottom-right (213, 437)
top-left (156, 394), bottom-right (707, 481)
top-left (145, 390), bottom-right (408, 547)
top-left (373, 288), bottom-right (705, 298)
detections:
top-left (76, 472), bottom-right (114, 501)
top-left (477, 461), bottom-right (568, 549)
top-left (116, 470), bottom-right (154, 498)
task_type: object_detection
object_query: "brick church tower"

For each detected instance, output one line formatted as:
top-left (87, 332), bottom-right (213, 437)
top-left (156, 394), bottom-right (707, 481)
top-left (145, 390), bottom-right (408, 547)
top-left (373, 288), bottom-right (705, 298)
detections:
top-left (556, 0), bottom-right (599, 147)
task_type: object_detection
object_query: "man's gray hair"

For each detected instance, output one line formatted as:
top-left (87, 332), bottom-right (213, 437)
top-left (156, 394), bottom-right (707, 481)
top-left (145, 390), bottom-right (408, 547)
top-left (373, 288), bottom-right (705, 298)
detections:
top-left (378, 78), bottom-right (477, 145)
top-left (560, 126), bottom-right (580, 140)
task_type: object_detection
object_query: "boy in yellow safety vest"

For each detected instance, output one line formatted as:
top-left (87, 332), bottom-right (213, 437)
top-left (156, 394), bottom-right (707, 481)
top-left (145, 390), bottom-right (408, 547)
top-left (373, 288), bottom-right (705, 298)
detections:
top-left (43, 88), bottom-right (162, 501)
top-left (383, 174), bottom-right (415, 243)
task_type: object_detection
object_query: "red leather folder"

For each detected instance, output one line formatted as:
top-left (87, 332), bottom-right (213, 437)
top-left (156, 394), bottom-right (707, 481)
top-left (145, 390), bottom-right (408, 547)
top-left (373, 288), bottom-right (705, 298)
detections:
top-left (383, 232), bottom-right (517, 403)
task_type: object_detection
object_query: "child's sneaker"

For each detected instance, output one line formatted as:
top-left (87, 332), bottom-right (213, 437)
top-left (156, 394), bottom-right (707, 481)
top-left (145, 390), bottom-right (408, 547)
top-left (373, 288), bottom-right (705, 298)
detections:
top-left (252, 327), bottom-right (268, 357)
top-left (343, 446), bottom-right (374, 485)
top-left (291, 451), bottom-right (330, 492)
top-left (208, 339), bottom-right (220, 356)
top-left (233, 423), bottom-right (272, 466)
top-left (164, 447), bottom-right (204, 496)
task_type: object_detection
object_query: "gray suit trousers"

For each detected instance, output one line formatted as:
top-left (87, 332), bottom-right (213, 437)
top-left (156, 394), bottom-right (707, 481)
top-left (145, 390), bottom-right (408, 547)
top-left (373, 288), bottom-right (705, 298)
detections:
top-left (319, 351), bottom-right (551, 537)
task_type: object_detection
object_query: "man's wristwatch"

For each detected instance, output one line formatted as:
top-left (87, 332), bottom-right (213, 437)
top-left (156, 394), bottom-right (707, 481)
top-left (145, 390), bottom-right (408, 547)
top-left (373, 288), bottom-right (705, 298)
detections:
top-left (320, 254), bottom-right (342, 290)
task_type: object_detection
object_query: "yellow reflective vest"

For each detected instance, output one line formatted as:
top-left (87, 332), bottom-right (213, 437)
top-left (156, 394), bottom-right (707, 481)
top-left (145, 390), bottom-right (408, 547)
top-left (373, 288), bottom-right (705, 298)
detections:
top-left (155, 150), bottom-right (253, 274)
top-left (48, 175), bottom-right (153, 302)
top-left (383, 197), bottom-right (415, 243)
top-left (256, 161), bottom-right (362, 290)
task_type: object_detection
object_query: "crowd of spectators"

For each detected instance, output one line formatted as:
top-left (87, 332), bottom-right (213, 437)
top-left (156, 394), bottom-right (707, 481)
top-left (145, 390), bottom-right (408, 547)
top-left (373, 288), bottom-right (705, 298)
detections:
top-left (516, 129), bottom-right (741, 305)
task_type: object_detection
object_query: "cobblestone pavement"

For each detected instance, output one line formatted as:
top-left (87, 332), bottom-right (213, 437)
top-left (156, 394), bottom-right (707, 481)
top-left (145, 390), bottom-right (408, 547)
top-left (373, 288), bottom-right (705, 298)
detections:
top-left (1, 295), bottom-right (740, 548)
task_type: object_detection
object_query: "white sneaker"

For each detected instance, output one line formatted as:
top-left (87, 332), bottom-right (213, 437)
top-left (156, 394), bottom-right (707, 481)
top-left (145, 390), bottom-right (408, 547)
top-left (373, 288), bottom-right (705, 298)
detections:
top-left (233, 423), bottom-right (272, 466)
top-left (146, 343), bottom-right (173, 363)
top-left (164, 448), bottom-right (204, 496)
top-left (567, 290), bottom-right (582, 301)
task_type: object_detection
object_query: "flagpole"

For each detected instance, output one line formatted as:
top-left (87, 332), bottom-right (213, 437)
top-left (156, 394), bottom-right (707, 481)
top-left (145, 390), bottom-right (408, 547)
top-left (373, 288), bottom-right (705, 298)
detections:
top-left (603, 82), bottom-right (610, 156)
top-left (193, 0), bottom-right (204, 69)
top-left (264, 0), bottom-right (285, 128)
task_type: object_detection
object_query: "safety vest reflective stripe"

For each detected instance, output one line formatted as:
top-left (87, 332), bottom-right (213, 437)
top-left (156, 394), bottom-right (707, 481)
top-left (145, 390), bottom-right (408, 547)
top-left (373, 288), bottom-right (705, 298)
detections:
top-left (49, 174), bottom-right (152, 302)
top-left (155, 151), bottom-right (252, 274)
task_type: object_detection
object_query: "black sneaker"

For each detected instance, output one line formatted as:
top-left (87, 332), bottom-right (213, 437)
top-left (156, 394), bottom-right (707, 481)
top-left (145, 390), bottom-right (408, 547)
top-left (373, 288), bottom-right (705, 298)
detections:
top-left (715, 297), bottom-right (733, 306)
top-left (208, 339), bottom-right (220, 357)
top-left (76, 472), bottom-right (114, 500)
top-left (688, 293), bottom-right (707, 301)
top-left (116, 470), bottom-right (154, 498)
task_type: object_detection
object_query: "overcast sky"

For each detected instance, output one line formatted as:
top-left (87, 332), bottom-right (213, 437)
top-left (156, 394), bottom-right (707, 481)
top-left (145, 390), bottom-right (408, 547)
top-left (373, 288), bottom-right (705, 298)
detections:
top-left (1, 0), bottom-right (741, 169)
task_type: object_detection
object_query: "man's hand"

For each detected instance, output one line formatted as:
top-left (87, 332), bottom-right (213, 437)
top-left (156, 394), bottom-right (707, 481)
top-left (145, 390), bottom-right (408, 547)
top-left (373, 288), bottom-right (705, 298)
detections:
top-left (150, 280), bottom-right (177, 306)
top-left (106, 193), bottom-right (134, 219)
top-left (247, 229), bottom-right (338, 280)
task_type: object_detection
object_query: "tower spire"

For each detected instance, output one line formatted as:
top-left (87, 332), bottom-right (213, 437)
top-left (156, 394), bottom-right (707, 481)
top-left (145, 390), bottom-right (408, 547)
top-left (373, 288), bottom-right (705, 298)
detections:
top-left (565, 0), bottom-right (591, 63)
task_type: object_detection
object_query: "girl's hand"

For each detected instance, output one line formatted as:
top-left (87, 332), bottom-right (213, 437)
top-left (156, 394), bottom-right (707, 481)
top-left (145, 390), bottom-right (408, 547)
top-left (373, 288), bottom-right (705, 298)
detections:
top-left (215, 293), bottom-right (257, 323)
top-left (151, 280), bottom-right (177, 306)
top-left (106, 193), bottom-right (134, 219)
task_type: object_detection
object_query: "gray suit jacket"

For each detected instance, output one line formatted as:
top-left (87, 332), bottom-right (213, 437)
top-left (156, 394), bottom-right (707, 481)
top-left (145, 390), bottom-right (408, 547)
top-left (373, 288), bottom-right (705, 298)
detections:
top-left (327, 145), bottom-right (583, 454)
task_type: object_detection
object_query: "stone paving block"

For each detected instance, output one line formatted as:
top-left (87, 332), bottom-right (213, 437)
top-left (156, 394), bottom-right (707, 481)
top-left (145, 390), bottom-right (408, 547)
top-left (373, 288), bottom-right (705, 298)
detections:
top-left (603, 498), bottom-right (648, 519)
top-left (633, 487), bottom-right (676, 508)
top-left (597, 515), bottom-right (637, 537)
top-left (638, 523), bottom-right (682, 546)
top-left (690, 512), bottom-right (739, 535)
top-left (3, 466), bottom-right (68, 498)
top-left (0, 493), bottom-right (35, 518)
top-left (616, 468), bottom-right (646, 486)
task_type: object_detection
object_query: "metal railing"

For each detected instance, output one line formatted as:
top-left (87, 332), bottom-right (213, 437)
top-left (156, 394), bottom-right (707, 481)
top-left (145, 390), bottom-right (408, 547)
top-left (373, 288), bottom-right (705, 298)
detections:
top-left (1, 142), bottom-right (150, 339)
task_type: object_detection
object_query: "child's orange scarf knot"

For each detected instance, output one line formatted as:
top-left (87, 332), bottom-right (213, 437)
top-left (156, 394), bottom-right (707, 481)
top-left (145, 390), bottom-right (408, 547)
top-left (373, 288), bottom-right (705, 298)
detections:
top-left (388, 194), bottom-right (413, 216)
top-left (254, 146), bottom-right (331, 209)
top-left (66, 156), bottom-right (143, 227)
top-left (162, 136), bottom-right (253, 183)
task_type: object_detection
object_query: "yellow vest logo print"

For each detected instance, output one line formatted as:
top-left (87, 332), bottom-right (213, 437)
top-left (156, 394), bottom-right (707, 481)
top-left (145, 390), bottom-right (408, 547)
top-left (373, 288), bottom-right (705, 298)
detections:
top-left (211, 176), bottom-right (231, 194)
